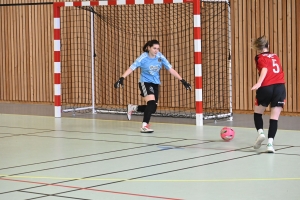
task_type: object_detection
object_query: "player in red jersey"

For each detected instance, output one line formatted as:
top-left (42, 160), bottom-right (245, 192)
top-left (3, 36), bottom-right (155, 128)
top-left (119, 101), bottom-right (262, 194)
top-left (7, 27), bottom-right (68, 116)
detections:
top-left (251, 35), bottom-right (286, 153)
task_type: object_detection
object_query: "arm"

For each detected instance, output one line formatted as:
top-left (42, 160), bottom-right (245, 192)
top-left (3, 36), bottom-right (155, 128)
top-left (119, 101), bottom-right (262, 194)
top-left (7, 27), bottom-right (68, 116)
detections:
top-left (121, 55), bottom-right (142, 78)
top-left (168, 68), bottom-right (191, 90)
top-left (161, 54), bottom-right (191, 90)
top-left (114, 68), bottom-right (133, 88)
top-left (114, 57), bottom-right (140, 88)
top-left (160, 54), bottom-right (181, 80)
top-left (121, 68), bottom-right (133, 78)
top-left (168, 68), bottom-right (182, 80)
top-left (251, 67), bottom-right (268, 90)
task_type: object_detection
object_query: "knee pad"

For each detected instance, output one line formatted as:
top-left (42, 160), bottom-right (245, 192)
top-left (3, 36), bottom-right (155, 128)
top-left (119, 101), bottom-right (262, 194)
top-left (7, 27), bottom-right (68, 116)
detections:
top-left (147, 100), bottom-right (157, 114)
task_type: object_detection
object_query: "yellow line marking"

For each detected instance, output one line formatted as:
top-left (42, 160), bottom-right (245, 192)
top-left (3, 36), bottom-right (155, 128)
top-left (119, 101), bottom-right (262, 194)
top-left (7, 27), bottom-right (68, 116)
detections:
top-left (1, 175), bottom-right (300, 182)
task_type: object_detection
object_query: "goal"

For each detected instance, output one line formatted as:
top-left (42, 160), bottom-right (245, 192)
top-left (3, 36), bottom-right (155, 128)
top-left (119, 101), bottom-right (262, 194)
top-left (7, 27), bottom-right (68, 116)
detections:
top-left (53, 0), bottom-right (232, 126)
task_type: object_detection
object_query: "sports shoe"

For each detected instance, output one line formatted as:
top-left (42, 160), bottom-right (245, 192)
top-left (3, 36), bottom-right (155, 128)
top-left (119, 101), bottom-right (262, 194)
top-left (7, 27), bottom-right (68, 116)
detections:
top-left (127, 104), bottom-right (136, 120)
top-left (253, 133), bottom-right (265, 149)
top-left (266, 143), bottom-right (275, 153)
top-left (140, 125), bottom-right (154, 133)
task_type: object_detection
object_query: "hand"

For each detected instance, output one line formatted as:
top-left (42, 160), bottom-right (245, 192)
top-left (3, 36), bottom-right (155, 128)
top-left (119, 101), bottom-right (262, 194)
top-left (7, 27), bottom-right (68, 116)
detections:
top-left (114, 77), bottom-right (124, 88)
top-left (251, 83), bottom-right (261, 90)
top-left (180, 79), bottom-right (192, 91)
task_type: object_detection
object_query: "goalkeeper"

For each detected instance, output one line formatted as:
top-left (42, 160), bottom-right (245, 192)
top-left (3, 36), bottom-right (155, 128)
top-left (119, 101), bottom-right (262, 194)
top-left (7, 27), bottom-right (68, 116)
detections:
top-left (114, 39), bottom-right (191, 133)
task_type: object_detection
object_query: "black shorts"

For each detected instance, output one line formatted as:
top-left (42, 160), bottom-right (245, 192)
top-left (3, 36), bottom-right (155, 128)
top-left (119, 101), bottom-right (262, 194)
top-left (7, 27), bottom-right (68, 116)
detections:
top-left (255, 83), bottom-right (286, 108)
top-left (138, 82), bottom-right (159, 102)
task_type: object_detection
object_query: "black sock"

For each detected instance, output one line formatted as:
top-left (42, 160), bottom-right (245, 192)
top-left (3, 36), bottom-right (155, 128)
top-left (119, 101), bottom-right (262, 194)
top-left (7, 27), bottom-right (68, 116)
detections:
top-left (254, 113), bottom-right (263, 131)
top-left (137, 105), bottom-right (146, 112)
top-left (268, 119), bottom-right (278, 139)
top-left (143, 101), bottom-right (152, 124)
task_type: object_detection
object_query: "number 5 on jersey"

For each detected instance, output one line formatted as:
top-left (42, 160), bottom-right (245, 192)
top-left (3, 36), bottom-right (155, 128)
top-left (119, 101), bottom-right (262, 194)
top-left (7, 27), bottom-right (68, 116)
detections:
top-left (272, 59), bottom-right (280, 73)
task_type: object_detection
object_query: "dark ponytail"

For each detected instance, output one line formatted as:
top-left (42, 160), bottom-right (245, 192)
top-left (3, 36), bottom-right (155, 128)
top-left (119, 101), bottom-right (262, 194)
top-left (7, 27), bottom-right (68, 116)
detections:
top-left (143, 39), bottom-right (160, 52)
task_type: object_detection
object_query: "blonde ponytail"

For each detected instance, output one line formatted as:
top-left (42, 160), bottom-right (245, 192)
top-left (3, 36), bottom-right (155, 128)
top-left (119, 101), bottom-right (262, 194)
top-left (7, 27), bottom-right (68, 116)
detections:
top-left (252, 35), bottom-right (269, 50)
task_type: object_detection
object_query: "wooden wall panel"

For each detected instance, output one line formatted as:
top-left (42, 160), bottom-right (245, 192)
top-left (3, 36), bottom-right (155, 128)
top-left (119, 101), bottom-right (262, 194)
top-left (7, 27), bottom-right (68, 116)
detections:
top-left (297, 0), bottom-right (300, 112)
top-left (0, 1), bottom-right (55, 103)
top-left (0, 0), bottom-right (299, 115)
top-left (231, 0), bottom-right (300, 115)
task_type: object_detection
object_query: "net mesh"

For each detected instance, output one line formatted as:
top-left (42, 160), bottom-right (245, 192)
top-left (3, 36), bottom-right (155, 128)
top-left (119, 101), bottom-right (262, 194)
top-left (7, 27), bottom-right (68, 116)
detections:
top-left (201, 1), bottom-right (232, 119)
top-left (59, 1), bottom-right (232, 119)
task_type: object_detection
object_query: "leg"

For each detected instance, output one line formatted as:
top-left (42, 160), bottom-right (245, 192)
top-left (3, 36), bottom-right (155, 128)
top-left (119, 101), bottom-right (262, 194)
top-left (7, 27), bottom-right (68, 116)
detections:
top-left (266, 84), bottom-right (286, 153)
top-left (140, 94), bottom-right (156, 133)
top-left (269, 106), bottom-right (282, 141)
top-left (129, 103), bottom-right (154, 114)
top-left (127, 82), bottom-right (155, 120)
top-left (127, 103), bottom-right (153, 121)
top-left (127, 104), bottom-right (146, 120)
top-left (270, 106), bottom-right (282, 120)
top-left (254, 105), bottom-right (266, 132)
top-left (253, 105), bottom-right (267, 149)
top-left (142, 94), bottom-right (156, 124)
top-left (266, 106), bottom-right (282, 153)
top-left (137, 82), bottom-right (159, 133)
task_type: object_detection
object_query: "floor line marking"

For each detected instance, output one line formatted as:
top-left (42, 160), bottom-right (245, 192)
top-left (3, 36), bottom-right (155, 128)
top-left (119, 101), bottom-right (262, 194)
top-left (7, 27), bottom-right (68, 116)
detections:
top-left (0, 177), bottom-right (182, 200)
top-left (1, 175), bottom-right (300, 182)
top-left (1, 113), bottom-right (299, 132)
top-left (0, 140), bottom-right (206, 178)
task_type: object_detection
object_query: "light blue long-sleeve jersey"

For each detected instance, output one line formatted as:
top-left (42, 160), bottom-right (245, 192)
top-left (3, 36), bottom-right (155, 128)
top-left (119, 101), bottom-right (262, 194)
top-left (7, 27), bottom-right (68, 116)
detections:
top-left (129, 52), bottom-right (172, 84)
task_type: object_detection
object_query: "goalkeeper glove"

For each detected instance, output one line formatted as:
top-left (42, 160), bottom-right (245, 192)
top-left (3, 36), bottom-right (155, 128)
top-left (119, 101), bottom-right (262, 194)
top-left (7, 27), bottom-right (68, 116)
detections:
top-left (114, 77), bottom-right (124, 88)
top-left (180, 79), bottom-right (192, 91)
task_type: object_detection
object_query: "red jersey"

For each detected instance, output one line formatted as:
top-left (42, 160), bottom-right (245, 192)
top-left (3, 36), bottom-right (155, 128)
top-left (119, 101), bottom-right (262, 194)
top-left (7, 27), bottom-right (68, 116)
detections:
top-left (255, 52), bottom-right (285, 87)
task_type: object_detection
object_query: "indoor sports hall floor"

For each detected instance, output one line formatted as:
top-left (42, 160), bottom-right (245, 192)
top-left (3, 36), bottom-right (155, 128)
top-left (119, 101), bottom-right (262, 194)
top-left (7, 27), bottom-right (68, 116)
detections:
top-left (0, 103), bottom-right (300, 200)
